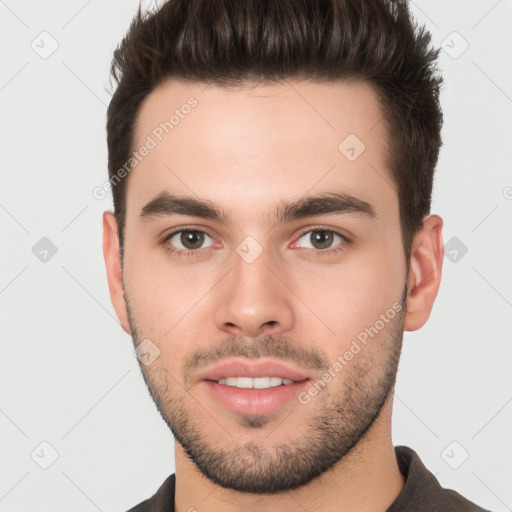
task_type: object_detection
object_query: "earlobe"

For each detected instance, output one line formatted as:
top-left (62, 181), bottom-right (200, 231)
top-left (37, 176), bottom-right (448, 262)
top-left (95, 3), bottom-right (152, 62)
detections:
top-left (102, 211), bottom-right (132, 335)
top-left (404, 214), bottom-right (444, 332)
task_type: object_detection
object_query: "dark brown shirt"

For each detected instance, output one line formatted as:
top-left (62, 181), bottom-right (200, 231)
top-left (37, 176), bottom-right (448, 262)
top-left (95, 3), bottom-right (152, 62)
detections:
top-left (126, 445), bottom-right (490, 511)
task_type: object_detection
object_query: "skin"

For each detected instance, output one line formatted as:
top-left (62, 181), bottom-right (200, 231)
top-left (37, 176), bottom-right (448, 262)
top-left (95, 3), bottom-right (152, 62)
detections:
top-left (103, 78), bottom-right (444, 512)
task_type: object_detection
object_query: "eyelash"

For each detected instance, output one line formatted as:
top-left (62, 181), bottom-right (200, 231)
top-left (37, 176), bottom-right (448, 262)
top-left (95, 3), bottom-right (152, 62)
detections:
top-left (161, 227), bottom-right (351, 259)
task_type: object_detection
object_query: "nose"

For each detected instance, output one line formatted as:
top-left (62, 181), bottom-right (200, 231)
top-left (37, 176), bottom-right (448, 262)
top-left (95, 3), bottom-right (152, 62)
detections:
top-left (214, 244), bottom-right (295, 338)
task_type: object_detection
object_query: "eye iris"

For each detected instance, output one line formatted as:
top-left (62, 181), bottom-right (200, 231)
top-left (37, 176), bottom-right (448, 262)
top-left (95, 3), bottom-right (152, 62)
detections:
top-left (181, 231), bottom-right (204, 249)
top-left (312, 231), bottom-right (333, 249)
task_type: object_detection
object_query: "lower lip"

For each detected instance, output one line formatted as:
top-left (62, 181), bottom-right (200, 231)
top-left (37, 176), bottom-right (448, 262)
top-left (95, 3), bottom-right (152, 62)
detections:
top-left (202, 380), bottom-right (310, 415)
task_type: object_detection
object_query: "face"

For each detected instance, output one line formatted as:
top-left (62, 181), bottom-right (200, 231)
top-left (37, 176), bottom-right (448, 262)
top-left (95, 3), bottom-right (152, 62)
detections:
top-left (119, 79), bottom-right (409, 493)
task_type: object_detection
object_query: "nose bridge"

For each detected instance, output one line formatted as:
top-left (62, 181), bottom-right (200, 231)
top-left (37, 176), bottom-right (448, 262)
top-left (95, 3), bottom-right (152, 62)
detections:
top-left (214, 237), bottom-right (294, 337)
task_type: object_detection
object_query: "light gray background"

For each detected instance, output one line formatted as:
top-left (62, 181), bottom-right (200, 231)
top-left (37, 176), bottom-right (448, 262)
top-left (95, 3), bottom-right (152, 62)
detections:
top-left (1, 0), bottom-right (511, 510)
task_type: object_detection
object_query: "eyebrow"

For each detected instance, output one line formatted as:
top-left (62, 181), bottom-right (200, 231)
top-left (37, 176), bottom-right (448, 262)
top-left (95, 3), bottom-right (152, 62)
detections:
top-left (139, 191), bottom-right (377, 225)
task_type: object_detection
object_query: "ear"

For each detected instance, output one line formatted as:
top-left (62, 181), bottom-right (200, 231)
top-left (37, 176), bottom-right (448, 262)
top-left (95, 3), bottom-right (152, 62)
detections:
top-left (404, 214), bottom-right (444, 332)
top-left (102, 211), bottom-right (132, 335)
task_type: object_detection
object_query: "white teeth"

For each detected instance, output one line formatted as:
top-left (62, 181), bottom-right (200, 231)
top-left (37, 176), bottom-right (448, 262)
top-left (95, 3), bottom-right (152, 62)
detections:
top-left (217, 377), bottom-right (295, 389)
top-left (269, 377), bottom-right (283, 387)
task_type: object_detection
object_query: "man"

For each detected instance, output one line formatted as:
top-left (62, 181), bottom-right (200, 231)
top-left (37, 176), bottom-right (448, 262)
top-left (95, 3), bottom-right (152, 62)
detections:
top-left (102, 0), bottom-right (489, 510)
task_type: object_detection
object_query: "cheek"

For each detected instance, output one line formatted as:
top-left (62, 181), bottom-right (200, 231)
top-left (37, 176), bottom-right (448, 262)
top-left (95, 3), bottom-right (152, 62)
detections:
top-left (124, 264), bottom-right (207, 380)
top-left (293, 243), bottom-right (405, 348)
top-left (123, 247), bottom-right (207, 340)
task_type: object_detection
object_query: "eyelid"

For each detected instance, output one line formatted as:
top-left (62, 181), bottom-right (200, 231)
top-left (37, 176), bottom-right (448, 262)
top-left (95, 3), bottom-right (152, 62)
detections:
top-left (161, 225), bottom-right (218, 242)
top-left (293, 225), bottom-right (352, 244)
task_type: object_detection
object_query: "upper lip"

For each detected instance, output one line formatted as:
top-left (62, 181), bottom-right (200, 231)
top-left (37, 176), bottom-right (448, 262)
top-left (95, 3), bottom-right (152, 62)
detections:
top-left (196, 358), bottom-right (313, 382)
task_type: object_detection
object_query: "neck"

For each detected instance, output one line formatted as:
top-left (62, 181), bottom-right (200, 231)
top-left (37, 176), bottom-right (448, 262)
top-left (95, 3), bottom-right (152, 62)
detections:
top-left (174, 398), bottom-right (404, 512)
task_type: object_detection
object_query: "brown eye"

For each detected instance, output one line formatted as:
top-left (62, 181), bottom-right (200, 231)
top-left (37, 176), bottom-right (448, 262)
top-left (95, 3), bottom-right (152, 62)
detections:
top-left (180, 230), bottom-right (205, 249)
top-left (165, 230), bottom-right (215, 253)
top-left (310, 231), bottom-right (335, 249)
top-left (296, 230), bottom-right (346, 252)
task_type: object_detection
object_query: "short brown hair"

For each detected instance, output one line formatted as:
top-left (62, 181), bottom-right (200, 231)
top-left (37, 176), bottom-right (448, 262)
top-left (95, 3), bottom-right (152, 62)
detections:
top-left (106, 0), bottom-right (443, 262)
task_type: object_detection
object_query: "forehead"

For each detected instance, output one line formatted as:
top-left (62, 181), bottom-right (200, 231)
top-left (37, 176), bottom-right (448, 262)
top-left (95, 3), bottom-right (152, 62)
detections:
top-left (127, 78), bottom-right (396, 224)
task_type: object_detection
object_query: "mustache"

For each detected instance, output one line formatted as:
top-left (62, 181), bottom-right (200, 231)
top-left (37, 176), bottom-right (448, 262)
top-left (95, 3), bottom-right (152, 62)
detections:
top-left (183, 334), bottom-right (331, 376)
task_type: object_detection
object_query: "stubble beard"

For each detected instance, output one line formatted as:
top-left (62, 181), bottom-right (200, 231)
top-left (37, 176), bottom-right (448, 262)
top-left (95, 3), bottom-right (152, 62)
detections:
top-left (127, 292), bottom-right (406, 494)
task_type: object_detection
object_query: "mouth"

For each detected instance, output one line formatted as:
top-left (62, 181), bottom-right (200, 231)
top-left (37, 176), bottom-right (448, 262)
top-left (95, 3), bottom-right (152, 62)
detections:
top-left (197, 358), bottom-right (313, 415)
